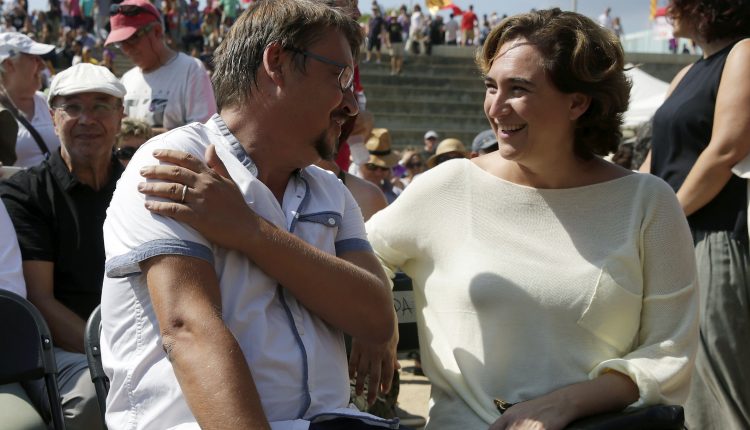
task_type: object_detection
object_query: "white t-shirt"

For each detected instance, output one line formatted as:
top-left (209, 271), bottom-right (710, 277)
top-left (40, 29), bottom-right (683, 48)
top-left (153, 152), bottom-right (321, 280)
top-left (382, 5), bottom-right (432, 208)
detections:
top-left (445, 19), bottom-right (459, 42)
top-left (366, 160), bottom-right (699, 428)
top-left (14, 92), bottom-right (61, 168)
top-left (409, 11), bottom-right (424, 37)
top-left (120, 52), bottom-right (217, 130)
top-left (101, 115), bottom-right (396, 430)
top-left (0, 199), bottom-right (25, 298)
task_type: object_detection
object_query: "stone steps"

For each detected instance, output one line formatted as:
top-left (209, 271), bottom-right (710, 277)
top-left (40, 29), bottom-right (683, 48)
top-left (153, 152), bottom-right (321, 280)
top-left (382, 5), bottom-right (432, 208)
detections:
top-left (367, 97), bottom-right (484, 116)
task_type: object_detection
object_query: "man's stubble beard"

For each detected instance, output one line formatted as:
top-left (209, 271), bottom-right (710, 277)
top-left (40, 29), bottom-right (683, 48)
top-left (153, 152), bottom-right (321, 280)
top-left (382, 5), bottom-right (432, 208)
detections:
top-left (315, 129), bottom-right (338, 162)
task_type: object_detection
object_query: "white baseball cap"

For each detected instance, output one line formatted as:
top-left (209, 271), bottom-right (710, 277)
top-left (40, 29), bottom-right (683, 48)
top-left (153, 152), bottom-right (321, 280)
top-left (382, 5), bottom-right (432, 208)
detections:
top-left (0, 32), bottom-right (55, 62)
top-left (47, 63), bottom-right (127, 106)
top-left (424, 130), bottom-right (439, 140)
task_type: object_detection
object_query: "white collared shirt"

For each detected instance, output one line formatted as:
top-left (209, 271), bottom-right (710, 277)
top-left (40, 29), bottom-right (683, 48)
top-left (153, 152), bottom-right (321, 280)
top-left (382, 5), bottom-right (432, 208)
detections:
top-left (100, 115), bottom-right (395, 430)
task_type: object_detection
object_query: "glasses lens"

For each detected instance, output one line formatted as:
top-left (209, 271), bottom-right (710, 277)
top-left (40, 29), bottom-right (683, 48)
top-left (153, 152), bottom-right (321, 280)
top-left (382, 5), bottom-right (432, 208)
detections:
top-left (436, 153), bottom-right (463, 165)
top-left (56, 104), bottom-right (83, 118)
top-left (340, 66), bottom-right (354, 92)
top-left (56, 103), bottom-right (116, 119)
top-left (115, 146), bottom-right (137, 160)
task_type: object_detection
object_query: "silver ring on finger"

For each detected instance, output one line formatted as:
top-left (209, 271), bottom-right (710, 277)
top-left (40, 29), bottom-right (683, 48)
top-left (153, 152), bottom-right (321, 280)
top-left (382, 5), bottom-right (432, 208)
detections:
top-left (180, 184), bottom-right (188, 203)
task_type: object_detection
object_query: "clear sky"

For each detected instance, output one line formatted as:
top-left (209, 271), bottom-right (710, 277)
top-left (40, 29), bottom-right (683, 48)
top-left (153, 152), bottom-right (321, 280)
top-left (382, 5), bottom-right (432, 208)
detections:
top-left (26, 0), bottom-right (660, 34)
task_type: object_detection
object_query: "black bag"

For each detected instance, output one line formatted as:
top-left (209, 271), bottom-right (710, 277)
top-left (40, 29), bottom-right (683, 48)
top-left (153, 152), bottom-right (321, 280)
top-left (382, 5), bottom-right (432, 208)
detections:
top-left (564, 404), bottom-right (684, 430)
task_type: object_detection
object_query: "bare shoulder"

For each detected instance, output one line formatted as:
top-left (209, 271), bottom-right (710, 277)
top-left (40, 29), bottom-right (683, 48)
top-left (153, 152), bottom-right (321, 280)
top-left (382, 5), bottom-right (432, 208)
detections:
top-left (666, 63), bottom-right (693, 98)
top-left (727, 38), bottom-right (750, 67)
top-left (343, 173), bottom-right (388, 221)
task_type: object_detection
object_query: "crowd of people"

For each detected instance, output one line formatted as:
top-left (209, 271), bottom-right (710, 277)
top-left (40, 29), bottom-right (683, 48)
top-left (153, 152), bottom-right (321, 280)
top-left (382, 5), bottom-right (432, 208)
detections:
top-left (1, 0), bottom-right (749, 429)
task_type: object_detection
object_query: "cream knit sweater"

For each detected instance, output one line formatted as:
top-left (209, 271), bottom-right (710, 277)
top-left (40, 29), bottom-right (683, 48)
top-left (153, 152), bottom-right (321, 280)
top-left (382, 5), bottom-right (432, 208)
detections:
top-left (366, 159), bottom-right (699, 429)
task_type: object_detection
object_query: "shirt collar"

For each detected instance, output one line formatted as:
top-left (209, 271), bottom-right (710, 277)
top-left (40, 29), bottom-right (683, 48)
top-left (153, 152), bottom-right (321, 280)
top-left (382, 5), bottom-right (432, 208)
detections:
top-left (210, 113), bottom-right (303, 180)
top-left (48, 148), bottom-right (124, 192)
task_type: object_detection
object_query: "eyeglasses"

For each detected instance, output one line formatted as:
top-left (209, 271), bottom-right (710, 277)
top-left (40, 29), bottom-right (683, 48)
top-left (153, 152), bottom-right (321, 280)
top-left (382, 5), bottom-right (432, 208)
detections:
top-left (109, 4), bottom-right (159, 19)
top-left (435, 152), bottom-right (465, 165)
top-left (364, 163), bottom-right (391, 172)
top-left (114, 24), bottom-right (153, 48)
top-left (114, 146), bottom-right (137, 160)
top-left (53, 102), bottom-right (119, 119)
top-left (406, 161), bottom-right (423, 169)
top-left (286, 47), bottom-right (354, 93)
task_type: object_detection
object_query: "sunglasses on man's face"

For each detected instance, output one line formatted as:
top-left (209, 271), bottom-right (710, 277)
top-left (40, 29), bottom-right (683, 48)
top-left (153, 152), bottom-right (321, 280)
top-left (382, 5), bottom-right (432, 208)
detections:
top-left (114, 146), bottom-right (138, 161)
top-left (109, 4), bottom-right (158, 18)
top-left (364, 163), bottom-right (391, 172)
top-left (435, 152), bottom-right (464, 165)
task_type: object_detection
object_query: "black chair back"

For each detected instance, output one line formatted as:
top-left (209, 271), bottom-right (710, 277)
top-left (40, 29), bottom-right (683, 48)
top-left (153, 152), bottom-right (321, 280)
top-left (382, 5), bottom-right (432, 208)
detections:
top-left (0, 289), bottom-right (66, 429)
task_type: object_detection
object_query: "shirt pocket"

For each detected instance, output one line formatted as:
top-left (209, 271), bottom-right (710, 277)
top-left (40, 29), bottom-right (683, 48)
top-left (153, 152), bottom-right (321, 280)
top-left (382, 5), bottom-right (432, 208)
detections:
top-left (295, 211), bottom-right (342, 254)
top-left (577, 267), bottom-right (642, 354)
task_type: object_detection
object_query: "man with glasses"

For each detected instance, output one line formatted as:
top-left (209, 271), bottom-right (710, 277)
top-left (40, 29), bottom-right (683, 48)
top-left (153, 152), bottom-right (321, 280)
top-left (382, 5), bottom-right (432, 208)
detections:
top-left (0, 63), bottom-right (125, 430)
top-left (105, 0), bottom-right (216, 135)
top-left (100, 1), bottom-right (399, 429)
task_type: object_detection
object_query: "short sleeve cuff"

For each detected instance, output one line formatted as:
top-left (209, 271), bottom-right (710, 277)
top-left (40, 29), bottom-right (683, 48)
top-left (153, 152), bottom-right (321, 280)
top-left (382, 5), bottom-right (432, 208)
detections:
top-left (335, 238), bottom-right (372, 255)
top-left (106, 239), bottom-right (213, 278)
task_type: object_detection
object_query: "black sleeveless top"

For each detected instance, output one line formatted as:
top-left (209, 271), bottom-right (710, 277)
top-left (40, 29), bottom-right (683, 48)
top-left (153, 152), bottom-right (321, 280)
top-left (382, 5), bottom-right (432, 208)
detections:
top-left (651, 41), bottom-right (747, 240)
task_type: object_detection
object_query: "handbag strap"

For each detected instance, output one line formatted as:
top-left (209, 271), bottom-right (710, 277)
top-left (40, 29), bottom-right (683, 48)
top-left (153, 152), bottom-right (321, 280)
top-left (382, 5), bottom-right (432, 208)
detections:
top-left (0, 92), bottom-right (51, 159)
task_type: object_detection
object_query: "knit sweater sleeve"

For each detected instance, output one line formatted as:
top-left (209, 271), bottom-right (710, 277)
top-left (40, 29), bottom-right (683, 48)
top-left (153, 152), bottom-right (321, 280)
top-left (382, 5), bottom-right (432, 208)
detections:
top-left (588, 175), bottom-right (699, 408)
top-left (365, 161), bottom-right (461, 282)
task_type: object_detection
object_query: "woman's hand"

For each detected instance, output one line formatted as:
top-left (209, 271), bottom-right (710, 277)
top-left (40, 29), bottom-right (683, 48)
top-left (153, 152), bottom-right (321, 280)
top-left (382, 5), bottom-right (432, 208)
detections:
top-left (489, 371), bottom-right (638, 430)
top-left (488, 395), bottom-right (572, 430)
top-left (138, 145), bottom-right (262, 252)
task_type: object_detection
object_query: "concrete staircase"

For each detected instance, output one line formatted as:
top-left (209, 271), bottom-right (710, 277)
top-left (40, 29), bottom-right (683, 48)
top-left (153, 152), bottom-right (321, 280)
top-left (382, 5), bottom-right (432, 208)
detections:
top-left (358, 52), bottom-right (488, 150)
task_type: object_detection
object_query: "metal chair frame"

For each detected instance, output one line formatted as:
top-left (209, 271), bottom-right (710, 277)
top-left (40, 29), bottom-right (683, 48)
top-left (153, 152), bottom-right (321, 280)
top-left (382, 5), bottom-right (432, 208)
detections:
top-left (0, 289), bottom-right (66, 430)
top-left (84, 304), bottom-right (109, 429)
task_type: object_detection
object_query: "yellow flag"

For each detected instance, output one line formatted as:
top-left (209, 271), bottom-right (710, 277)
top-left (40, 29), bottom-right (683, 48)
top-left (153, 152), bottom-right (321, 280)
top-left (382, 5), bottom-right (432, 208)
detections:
top-left (650, 0), bottom-right (657, 20)
top-left (426, 0), bottom-right (453, 14)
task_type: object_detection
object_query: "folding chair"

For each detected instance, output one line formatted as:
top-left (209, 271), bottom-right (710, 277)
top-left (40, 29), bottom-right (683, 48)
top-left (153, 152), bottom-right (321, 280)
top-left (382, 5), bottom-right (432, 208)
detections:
top-left (393, 272), bottom-right (419, 353)
top-left (85, 304), bottom-right (109, 429)
top-left (0, 289), bottom-right (66, 430)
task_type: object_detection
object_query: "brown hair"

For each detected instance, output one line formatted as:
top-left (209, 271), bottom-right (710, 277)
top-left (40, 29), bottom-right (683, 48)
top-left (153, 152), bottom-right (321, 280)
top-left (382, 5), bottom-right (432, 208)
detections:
top-left (668, 0), bottom-right (750, 43)
top-left (478, 8), bottom-right (631, 159)
top-left (211, 0), bottom-right (362, 110)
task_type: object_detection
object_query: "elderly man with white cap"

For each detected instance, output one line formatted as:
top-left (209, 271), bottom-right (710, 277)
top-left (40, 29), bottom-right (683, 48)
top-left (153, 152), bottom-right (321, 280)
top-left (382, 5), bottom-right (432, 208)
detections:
top-left (0, 63), bottom-right (125, 430)
top-left (0, 32), bottom-right (60, 167)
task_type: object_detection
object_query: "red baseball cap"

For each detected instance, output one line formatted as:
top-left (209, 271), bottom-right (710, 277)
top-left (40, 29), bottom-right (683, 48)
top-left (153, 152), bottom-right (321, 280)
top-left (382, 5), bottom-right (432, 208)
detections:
top-left (104, 0), bottom-right (161, 46)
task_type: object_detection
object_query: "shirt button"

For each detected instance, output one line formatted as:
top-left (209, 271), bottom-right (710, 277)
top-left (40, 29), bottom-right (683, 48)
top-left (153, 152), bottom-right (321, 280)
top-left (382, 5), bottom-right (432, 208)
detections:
top-left (327, 218), bottom-right (335, 225)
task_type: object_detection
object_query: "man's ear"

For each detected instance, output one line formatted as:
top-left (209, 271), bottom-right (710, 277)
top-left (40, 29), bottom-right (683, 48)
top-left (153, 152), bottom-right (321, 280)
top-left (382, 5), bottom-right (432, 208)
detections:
top-left (262, 42), bottom-right (286, 88)
top-left (569, 93), bottom-right (591, 121)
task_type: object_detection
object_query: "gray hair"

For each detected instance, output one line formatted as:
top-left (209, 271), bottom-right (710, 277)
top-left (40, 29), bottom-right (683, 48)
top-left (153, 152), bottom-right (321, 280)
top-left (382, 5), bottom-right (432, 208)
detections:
top-left (211, 0), bottom-right (363, 110)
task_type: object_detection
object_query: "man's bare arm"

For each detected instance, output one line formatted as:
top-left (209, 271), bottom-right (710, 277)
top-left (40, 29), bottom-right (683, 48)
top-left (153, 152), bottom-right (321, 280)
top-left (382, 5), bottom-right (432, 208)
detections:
top-left (22, 260), bottom-right (86, 353)
top-left (142, 254), bottom-right (269, 430)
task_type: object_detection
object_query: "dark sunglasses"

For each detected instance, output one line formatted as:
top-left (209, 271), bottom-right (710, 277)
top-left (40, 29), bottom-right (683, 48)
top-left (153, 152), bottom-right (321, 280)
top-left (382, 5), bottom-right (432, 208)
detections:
top-left (435, 152), bottom-right (465, 165)
top-left (114, 146), bottom-right (137, 161)
top-left (364, 163), bottom-right (391, 172)
top-left (109, 4), bottom-right (159, 19)
top-left (406, 162), bottom-right (423, 168)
